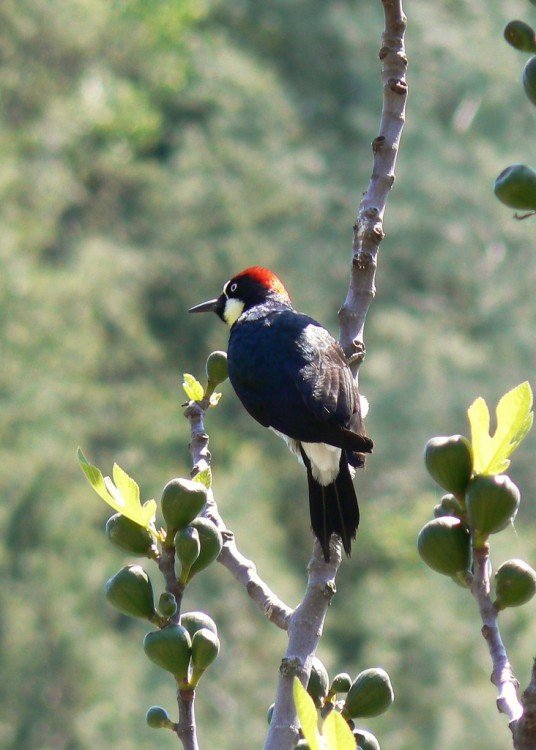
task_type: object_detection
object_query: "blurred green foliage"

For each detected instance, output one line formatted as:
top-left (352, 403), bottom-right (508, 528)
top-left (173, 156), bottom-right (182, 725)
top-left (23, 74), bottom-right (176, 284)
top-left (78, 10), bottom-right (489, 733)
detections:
top-left (0, 0), bottom-right (535, 749)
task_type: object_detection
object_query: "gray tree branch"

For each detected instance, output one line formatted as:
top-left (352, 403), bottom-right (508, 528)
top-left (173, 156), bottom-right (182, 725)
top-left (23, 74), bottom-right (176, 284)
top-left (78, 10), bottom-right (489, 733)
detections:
top-left (471, 544), bottom-right (523, 726)
top-left (185, 400), bottom-right (293, 631)
top-left (339, 0), bottom-right (408, 378)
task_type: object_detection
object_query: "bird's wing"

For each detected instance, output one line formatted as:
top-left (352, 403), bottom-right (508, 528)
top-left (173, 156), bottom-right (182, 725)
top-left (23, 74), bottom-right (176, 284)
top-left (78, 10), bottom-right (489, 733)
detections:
top-left (292, 318), bottom-right (359, 426)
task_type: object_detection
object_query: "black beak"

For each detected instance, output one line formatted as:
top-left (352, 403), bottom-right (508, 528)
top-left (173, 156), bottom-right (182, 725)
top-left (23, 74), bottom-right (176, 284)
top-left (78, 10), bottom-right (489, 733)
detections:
top-left (188, 298), bottom-right (219, 314)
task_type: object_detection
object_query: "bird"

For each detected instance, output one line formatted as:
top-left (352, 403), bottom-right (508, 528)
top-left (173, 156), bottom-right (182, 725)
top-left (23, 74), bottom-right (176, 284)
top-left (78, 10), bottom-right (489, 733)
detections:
top-left (189, 266), bottom-right (373, 561)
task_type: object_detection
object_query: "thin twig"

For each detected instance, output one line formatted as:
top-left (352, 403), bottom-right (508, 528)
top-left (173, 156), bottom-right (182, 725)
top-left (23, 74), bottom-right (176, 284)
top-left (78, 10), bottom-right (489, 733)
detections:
top-left (471, 545), bottom-right (523, 723)
top-left (158, 545), bottom-right (184, 622)
top-left (176, 689), bottom-right (200, 750)
top-left (184, 400), bottom-right (293, 630)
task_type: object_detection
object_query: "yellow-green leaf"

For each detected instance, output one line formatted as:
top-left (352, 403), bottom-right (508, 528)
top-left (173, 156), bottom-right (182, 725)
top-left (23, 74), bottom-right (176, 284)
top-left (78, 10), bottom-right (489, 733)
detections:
top-left (194, 467), bottom-right (212, 489)
top-left (322, 711), bottom-right (355, 750)
top-left (293, 678), bottom-right (322, 750)
top-left (183, 373), bottom-right (205, 401)
top-left (468, 382), bottom-right (533, 475)
top-left (77, 448), bottom-right (157, 530)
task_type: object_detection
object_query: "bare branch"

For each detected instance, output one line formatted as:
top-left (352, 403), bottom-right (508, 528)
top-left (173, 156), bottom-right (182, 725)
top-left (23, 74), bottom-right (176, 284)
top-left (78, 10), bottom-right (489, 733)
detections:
top-left (175, 689), bottom-right (200, 750)
top-left (512, 659), bottom-right (536, 750)
top-left (339, 0), bottom-right (408, 375)
top-left (471, 545), bottom-right (523, 724)
top-left (264, 543), bottom-right (341, 750)
top-left (184, 400), bottom-right (293, 630)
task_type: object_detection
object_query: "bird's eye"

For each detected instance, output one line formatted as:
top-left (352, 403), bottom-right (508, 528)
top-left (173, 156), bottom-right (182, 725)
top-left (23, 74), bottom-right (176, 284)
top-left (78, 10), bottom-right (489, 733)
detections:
top-left (230, 283), bottom-right (238, 293)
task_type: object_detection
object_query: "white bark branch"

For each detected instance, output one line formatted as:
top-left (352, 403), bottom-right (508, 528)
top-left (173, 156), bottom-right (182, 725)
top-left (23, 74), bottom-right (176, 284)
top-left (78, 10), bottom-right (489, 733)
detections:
top-left (471, 544), bottom-right (523, 724)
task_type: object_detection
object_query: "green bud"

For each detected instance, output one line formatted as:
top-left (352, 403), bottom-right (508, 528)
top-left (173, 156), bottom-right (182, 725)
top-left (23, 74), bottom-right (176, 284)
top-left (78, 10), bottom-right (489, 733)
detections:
top-left (161, 478), bottom-right (207, 539)
top-left (494, 164), bottom-right (536, 210)
top-left (190, 627), bottom-right (220, 684)
top-left (296, 742), bottom-right (310, 749)
top-left (329, 672), bottom-right (352, 696)
top-left (417, 517), bottom-right (471, 576)
top-left (353, 729), bottom-right (381, 750)
top-left (175, 526), bottom-right (201, 572)
top-left (105, 513), bottom-right (155, 556)
top-left (143, 625), bottom-right (191, 681)
top-left (433, 494), bottom-right (464, 519)
top-left (344, 668), bottom-right (394, 718)
top-left (267, 703), bottom-right (275, 725)
top-left (466, 474), bottom-right (520, 536)
top-left (180, 611), bottom-right (218, 640)
top-left (424, 435), bottom-right (473, 496)
top-left (186, 517), bottom-right (223, 579)
top-left (146, 706), bottom-right (173, 729)
top-left (307, 656), bottom-right (329, 707)
top-left (523, 55), bottom-right (536, 105)
top-left (158, 592), bottom-right (177, 618)
top-left (494, 559), bottom-right (536, 610)
top-left (206, 351), bottom-right (229, 387)
top-left (504, 20), bottom-right (536, 52)
top-left (105, 565), bottom-right (157, 621)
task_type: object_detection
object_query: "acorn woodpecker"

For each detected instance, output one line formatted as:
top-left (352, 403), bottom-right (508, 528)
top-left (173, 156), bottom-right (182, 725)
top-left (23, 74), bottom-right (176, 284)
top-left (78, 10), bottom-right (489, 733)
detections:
top-left (189, 266), bottom-right (373, 561)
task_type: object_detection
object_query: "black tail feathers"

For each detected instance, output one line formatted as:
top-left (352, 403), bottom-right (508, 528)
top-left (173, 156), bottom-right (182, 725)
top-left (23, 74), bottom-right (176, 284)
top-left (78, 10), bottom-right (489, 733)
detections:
top-left (301, 449), bottom-right (360, 562)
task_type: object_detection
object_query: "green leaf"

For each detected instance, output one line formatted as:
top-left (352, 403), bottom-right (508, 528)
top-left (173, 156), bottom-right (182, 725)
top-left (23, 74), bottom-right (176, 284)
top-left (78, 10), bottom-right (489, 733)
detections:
top-left (194, 467), bottom-right (212, 489)
top-left (468, 382), bottom-right (533, 475)
top-left (77, 448), bottom-right (157, 530)
top-left (183, 373), bottom-right (205, 401)
top-left (293, 678), bottom-right (322, 750)
top-left (322, 711), bottom-right (355, 750)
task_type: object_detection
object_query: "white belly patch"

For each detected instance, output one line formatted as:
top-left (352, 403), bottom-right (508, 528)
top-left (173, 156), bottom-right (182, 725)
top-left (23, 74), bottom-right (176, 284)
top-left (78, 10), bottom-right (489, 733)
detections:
top-left (269, 429), bottom-right (342, 486)
top-left (301, 442), bottom-right (341, 486)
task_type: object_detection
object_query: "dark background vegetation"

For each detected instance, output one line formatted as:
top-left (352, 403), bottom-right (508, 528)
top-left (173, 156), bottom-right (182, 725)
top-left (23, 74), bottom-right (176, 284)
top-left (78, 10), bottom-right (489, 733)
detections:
top-left (0, 0), bottom-right (534, 748)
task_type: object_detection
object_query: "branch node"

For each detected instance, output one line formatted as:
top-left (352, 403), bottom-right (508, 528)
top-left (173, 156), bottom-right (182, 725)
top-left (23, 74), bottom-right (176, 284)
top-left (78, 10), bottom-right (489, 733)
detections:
top-left (388, 77), bottom-right (408, 95)
top-left (323, 580), bottom-right (337, 599)
top-left (346, 340), bottom-right (366, 366)
top-left (372, 135), bottom-right (386, 153)
top-left (352, 251), bottom-right (375, 271)
top-left (280, 657), bottom-right (303, 677)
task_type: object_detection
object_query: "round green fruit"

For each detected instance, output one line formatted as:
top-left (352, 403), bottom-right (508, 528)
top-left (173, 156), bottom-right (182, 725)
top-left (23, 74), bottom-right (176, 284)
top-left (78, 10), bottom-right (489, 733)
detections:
top-left (161, 478), bottom-right (207, 538)
top-left (424, 435), bottom-right (473, 496)
top-left (329, 672), bottom-right (352, 695)
top-left (206, 351), bottom-right (229, 386)
top-left (523, 56), bottom-right (536, 106)
top-left (105, 565), bottom-right (157, 620)
top-left (344, 668), bottom-right (394, 718)
top-left (417, 517), bottom-right (471, 576)
top-left (143, 625), bottom-right (191, 681)
top-left (158, 592), bottom-right (177, 618)
top-left (186, 517), bottom-right (223, 579)
top-left (146, 706), bottom-right (172, 729)
top-left (191, 628), bottom-right (220, 671)
top-left (504, 20), bottom-right (536, 52)
top-left (307, 656), bottom-right (329, 706)
top-left (354, 728), bottom-right (381, 750)
top-left (105, 513), bottom-right (155, 556)
top-left (180, 611), bottom-right (218, 640)
top-left (494, 164), bottom-right (536, 211)
top-left (494, 559), bottom-right (536, 610)
top-left (466, 474), bottom-right (520, 535)
top-left (175, 526), bottom-right (201, 570)
top-left (434, 494), bottom-right (464, 519)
